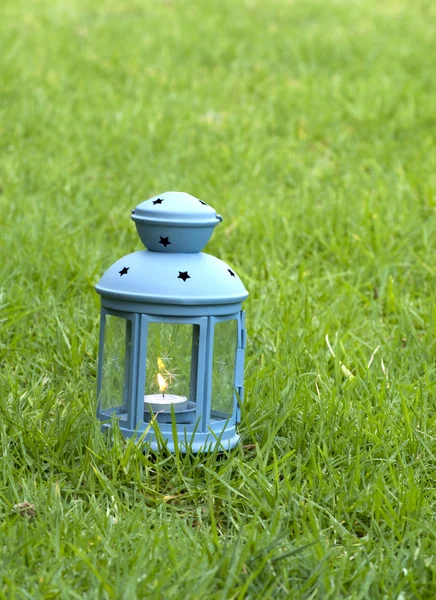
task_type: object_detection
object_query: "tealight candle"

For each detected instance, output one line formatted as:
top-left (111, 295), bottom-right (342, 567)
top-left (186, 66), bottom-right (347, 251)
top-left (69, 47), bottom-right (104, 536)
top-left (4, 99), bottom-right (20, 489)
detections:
top-left (144, 370), bottom-right (188, 412)
top-left (144, 394), bottom-right (188, 412)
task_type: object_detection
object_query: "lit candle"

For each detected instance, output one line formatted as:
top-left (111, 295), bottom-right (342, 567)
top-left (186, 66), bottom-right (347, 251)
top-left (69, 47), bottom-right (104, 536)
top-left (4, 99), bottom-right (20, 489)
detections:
top-left (144, 361), bottom-right (188, 412)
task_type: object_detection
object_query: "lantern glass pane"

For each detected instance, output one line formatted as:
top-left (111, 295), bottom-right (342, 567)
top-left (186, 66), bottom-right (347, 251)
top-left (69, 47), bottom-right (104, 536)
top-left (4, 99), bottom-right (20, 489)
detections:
top-left (211, 319), bottom-right (237, 420)
top-left (145, 323), bottom-right (198, 401)
top-left (100, 315), bottom-right (131, 421)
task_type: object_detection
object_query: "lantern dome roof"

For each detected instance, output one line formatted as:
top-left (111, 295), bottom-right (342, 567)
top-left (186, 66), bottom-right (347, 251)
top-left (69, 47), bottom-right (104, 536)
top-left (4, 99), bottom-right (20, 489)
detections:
top-left (96, 191), bottom-right (248, 308)
top-left (95, 250), bottom-right (248, 306)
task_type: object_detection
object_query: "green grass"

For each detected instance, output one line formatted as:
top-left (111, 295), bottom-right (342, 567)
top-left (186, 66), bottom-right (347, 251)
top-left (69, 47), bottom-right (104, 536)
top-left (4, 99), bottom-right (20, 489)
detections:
top-left (1, 0), bottom-right (436, 597)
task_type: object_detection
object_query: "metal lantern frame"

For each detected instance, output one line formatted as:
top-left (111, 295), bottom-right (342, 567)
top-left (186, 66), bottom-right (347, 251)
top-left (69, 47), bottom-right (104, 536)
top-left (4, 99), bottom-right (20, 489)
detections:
top-left (95, 192), bottom-right (248, 452)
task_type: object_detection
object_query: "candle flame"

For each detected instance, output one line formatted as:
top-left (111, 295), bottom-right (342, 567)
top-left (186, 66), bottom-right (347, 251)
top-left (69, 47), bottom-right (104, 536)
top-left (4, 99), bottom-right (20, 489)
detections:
top-left (157, 372), bottom-right (168, 393)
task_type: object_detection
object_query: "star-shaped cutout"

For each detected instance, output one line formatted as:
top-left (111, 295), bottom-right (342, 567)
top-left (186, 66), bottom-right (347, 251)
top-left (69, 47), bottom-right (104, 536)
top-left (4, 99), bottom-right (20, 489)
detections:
top-left (178, 271), bottom-right (190, 282)
top-left (152, 198), bottom-right (164, 205)
top-left (228, 269), bottom-right (236, 277)
top-left (119, 266), bottom-right (129, 276)
top-left (159, 236), bottom-right (171, 248)
top-left (199, 200), bottom-right (207, 206)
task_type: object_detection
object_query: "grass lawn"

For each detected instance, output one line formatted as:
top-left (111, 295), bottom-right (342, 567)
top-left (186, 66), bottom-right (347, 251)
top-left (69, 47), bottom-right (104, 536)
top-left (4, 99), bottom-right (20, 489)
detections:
top-left (1, 0), bottom-right (436, 597)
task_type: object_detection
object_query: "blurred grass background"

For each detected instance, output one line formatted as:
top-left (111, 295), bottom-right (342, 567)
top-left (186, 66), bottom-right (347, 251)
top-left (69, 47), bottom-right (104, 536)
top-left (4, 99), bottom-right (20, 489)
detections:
top-left (1, 0), bottom-right (436, 597)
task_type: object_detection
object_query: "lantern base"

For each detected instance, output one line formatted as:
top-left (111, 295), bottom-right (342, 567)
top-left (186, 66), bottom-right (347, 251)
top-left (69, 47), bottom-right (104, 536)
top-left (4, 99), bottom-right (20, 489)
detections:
top-left (100, 422), bottom-right (240, 454)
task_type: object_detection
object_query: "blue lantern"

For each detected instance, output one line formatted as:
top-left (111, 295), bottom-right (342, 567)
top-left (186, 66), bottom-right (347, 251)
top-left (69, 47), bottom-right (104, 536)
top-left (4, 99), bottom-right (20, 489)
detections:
top-left (95, 192), bottom-right (248, 452)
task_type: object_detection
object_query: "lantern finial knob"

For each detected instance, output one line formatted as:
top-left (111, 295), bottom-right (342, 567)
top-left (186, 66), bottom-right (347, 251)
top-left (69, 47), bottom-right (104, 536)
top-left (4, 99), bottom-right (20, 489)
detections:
top-left (131, 191), bottom-right (223, 253)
